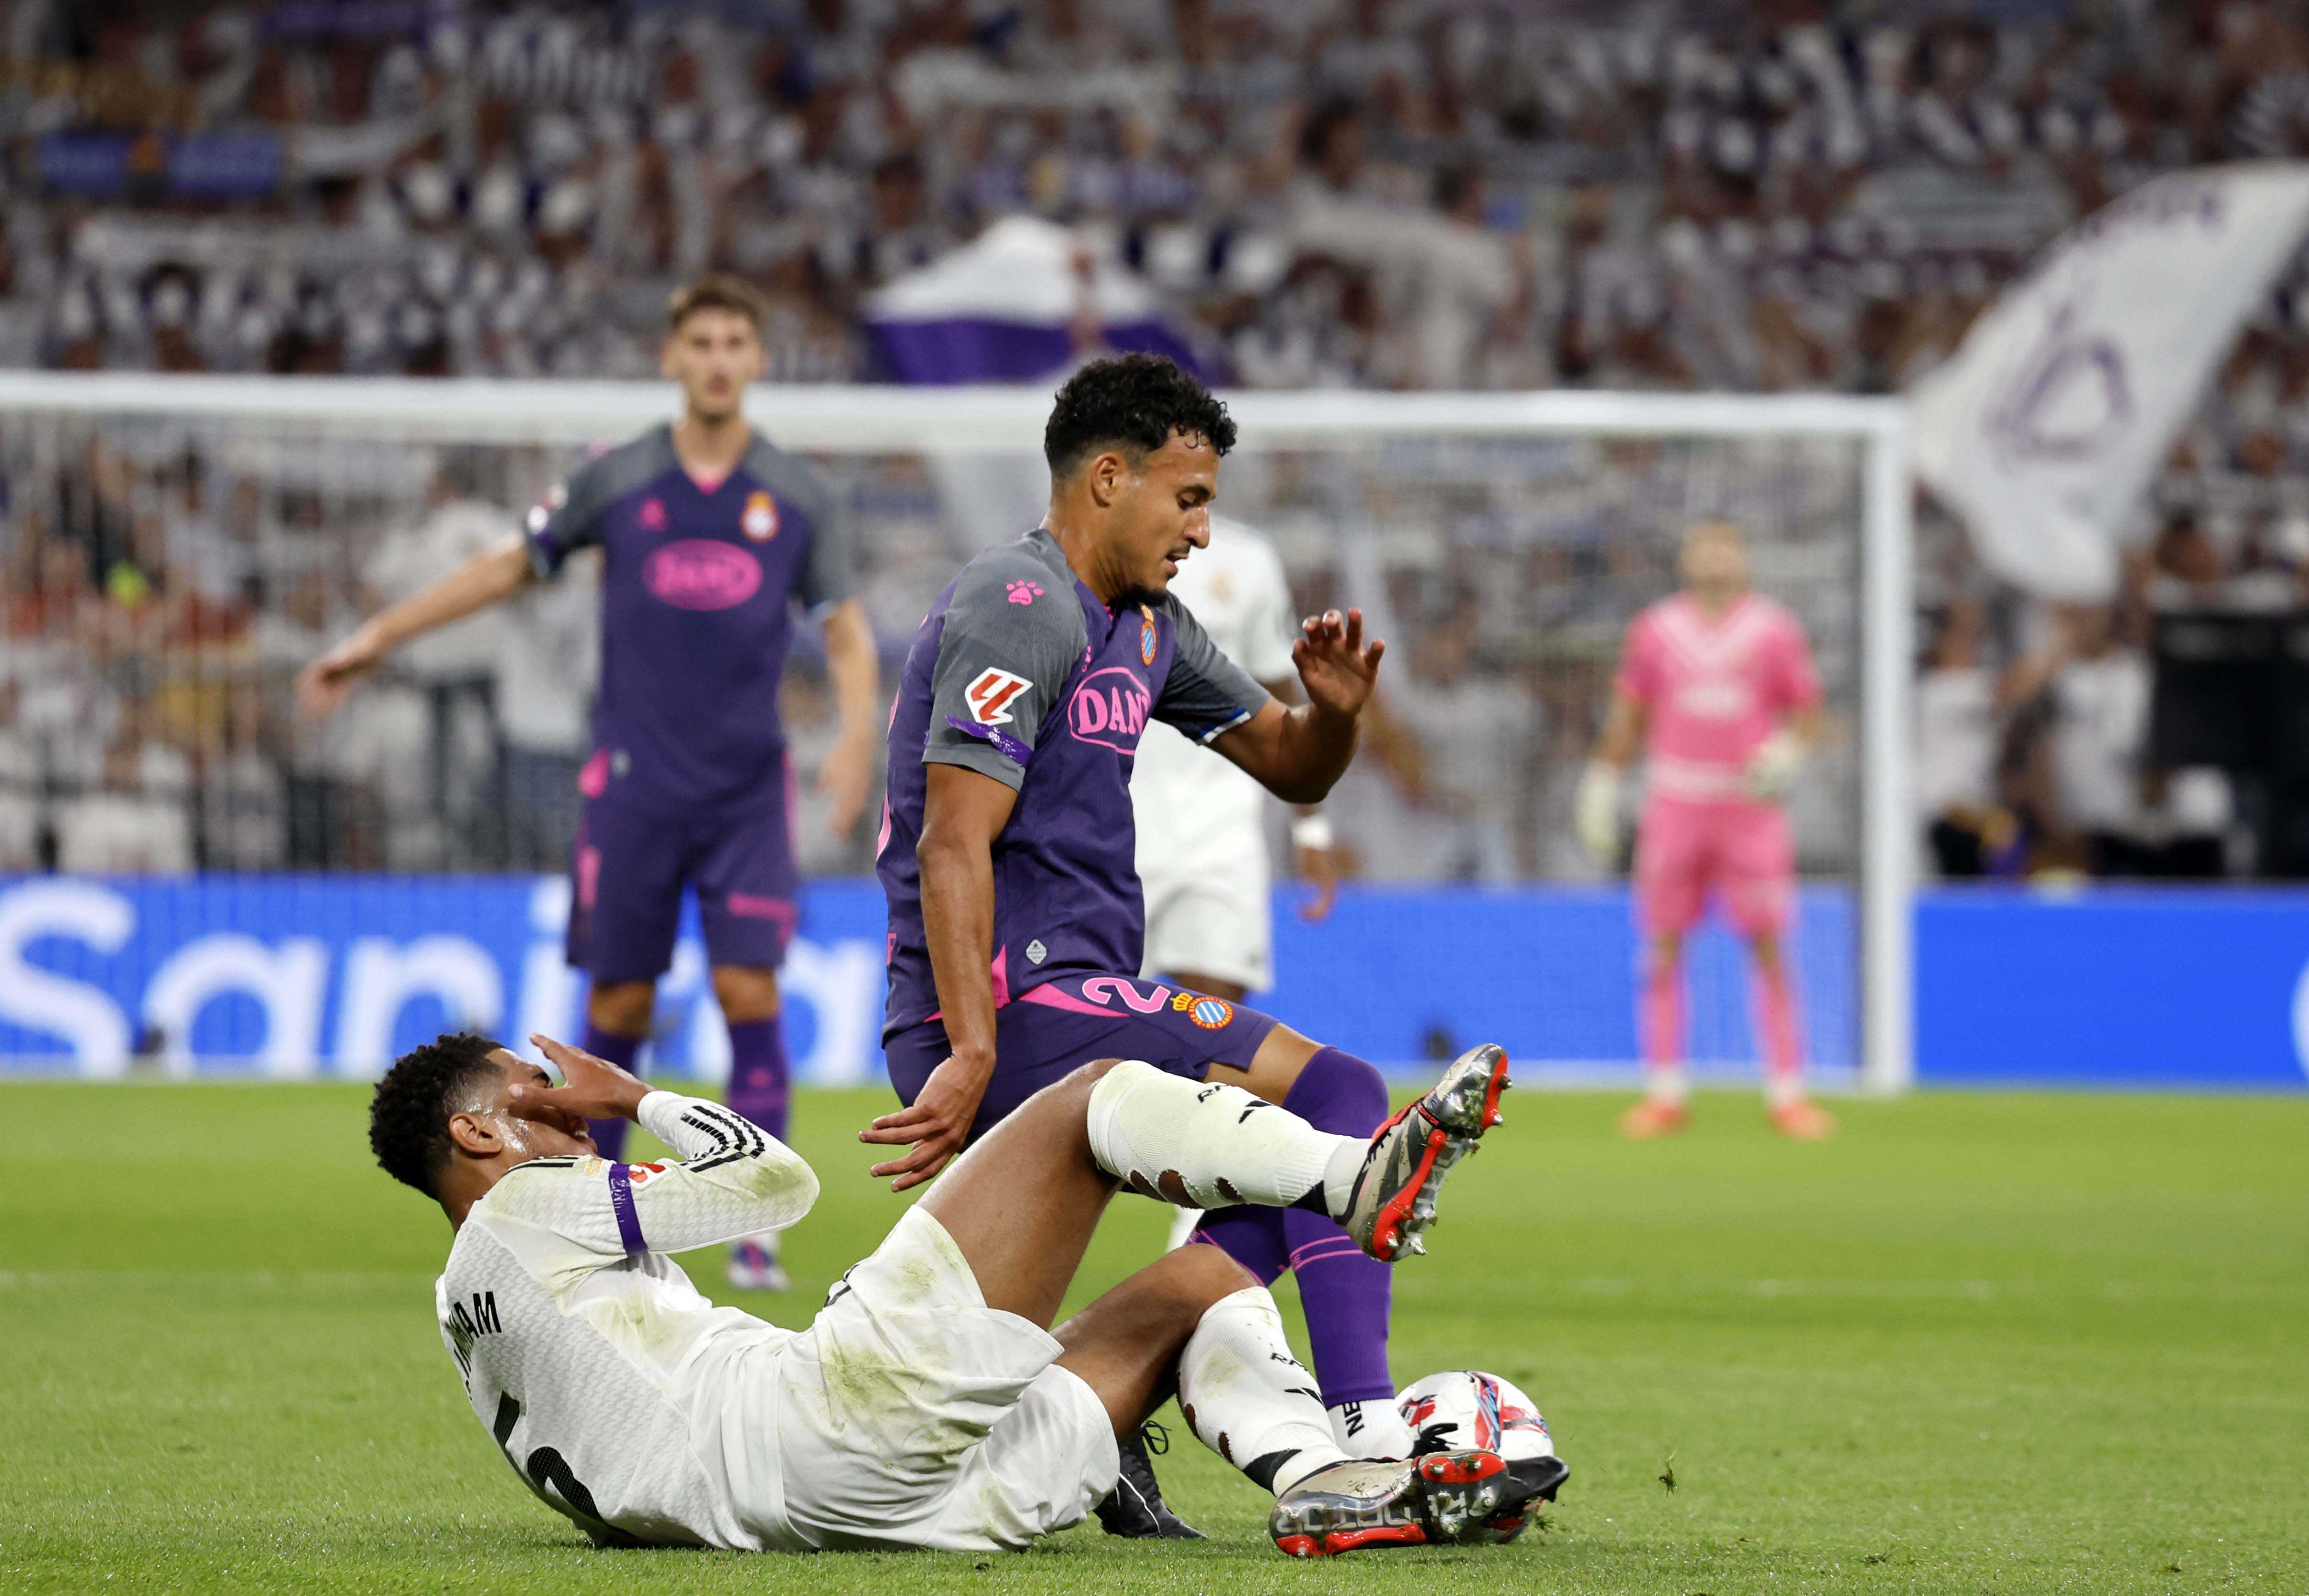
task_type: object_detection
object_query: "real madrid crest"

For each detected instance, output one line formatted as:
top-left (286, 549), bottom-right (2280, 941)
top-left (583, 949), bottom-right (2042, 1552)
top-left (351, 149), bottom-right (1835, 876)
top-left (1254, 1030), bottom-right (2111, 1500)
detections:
top-left (743, 489), bottom-right (779, 541)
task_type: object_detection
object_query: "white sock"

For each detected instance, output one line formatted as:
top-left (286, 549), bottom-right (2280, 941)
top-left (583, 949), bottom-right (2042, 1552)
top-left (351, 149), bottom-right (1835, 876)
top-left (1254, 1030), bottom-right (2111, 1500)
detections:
top-left (1328, 1398), bottom-right (1415, 1460)
top-left (1649, 1065), bottom-right (1690, 1107)
top-left (1088, 1061), bottom-right (1360, 1212)
top-left (1176, 1286), bottom-right (1344, 1498)
top-left (1165, 1205), bottom-right (1204, 1251)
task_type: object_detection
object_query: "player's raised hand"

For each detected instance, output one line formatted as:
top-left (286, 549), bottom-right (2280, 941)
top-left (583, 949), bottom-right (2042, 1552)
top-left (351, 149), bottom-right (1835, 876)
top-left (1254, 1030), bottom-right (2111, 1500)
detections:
top-left (295, 627), bottom-right (387, 718)
top-left (1292, 608), bottom-right (1385, 719)
top-left (858, 1051), bottom-right (992, 1192)
top-left (513, 1033), bottom-right (652, 1124)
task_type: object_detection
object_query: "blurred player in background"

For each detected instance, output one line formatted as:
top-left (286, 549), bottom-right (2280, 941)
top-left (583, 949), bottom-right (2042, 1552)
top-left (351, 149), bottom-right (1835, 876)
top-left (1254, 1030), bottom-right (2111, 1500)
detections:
top-left (301, 276), bottom-right (882, 1288)
top-left (1129, 515), bottom-right (1406, 1458)
top-left (1576, 521), bottom-right (1833, 1140)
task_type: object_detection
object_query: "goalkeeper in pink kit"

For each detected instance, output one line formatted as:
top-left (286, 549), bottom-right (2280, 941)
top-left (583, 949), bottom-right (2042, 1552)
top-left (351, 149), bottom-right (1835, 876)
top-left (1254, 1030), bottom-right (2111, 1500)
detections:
top-left (1576, 521), bottom-right (1834, 1140)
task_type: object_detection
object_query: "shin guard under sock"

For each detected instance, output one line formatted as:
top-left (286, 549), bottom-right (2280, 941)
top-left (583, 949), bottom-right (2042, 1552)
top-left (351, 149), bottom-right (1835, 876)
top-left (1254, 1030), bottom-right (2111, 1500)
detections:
top-left (1280, 1049), bottom-right (1399, 1416)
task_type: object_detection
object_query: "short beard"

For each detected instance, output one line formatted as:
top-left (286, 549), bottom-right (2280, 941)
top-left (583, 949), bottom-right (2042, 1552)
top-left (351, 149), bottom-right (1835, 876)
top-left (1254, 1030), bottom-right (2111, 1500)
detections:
top-left (1111, 580), bottom-right (1164, 612)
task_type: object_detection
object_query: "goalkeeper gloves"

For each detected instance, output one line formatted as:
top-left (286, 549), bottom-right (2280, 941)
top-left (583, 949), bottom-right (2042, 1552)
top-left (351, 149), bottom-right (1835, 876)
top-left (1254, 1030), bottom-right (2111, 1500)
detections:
top-left (1744, 730), bottom-right (1805, 800)
top-left (1575, 762), bottom-right (1622, 866)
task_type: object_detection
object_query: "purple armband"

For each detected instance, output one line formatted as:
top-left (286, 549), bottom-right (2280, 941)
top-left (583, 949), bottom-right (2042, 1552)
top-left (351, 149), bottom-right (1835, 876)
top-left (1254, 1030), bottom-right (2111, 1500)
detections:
top-left (944, 714), bottom-right (1032, 768)
top-left (605, 1163), bottom-right (647, 1258)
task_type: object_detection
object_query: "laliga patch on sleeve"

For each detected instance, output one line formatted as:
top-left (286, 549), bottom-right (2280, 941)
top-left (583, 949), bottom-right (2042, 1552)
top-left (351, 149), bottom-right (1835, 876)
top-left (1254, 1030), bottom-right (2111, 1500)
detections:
top-left (965, 667), bottom-right (1033, 726)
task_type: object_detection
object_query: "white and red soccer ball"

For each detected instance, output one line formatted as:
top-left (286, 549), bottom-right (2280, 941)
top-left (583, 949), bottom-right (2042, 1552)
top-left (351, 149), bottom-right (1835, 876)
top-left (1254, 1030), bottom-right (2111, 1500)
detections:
top-left (1398, 1370), bottom-right (1558, 1541)
top-left (1398, 1369), bottom-right (1554, 1463)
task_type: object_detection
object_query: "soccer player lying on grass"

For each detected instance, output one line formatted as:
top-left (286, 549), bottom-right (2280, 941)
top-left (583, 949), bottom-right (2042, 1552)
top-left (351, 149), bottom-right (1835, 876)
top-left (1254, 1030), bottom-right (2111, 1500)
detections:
top-left (370, 1030), bottom-right (1538, 1557)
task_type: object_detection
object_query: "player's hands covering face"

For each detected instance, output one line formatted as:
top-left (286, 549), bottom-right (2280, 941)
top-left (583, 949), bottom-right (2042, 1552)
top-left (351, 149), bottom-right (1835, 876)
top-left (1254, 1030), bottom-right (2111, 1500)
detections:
top-left (858, 1053), bottom-right (989, 1192)
top-left (511, 1033), bottom-right (652, 1125)
top-left (1293, 608), bottom-right (1385, 719)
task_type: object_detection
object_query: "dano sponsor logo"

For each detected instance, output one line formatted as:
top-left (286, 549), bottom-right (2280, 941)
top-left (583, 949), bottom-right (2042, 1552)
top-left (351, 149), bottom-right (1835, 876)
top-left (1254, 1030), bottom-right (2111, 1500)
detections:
top-left (1068, 666), bottom-right (1151, 751)
top-left (643, 539), bottom-right (762, 610)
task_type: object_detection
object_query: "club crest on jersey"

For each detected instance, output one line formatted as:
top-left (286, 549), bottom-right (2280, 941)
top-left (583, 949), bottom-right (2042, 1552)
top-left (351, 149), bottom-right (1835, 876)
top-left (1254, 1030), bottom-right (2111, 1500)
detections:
top-left (639, 496), bottom-right (668, 531)
top-left (1139, 615), bottom-right (1158, 666)
top-left (1173, 992), bottom-right (1235, 1029)
top-left (965, 667), bottom-right (1032, 726)
top-left (742, 490), bottom-right (779, 541)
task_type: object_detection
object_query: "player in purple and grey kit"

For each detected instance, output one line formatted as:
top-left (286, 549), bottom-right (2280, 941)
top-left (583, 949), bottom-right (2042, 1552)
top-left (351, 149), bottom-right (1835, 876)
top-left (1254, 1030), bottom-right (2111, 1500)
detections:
top-left (866, 355), bottom-right (1464, 1538)
top-left (301, 278), bottom-right (882, 1293)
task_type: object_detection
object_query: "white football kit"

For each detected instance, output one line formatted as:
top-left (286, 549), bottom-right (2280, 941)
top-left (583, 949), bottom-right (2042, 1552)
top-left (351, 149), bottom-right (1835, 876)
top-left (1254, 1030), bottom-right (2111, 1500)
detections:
top-left (436, 1091), bottom-right (1119, 1553)
top-left (1132, 517), bottom-right (1299, 992)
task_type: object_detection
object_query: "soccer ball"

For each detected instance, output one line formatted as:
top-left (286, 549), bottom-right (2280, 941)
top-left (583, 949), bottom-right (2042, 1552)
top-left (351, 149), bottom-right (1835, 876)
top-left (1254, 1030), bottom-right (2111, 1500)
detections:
top-left (1396, 1370), bottom-right (1564, 1542)
top-left (1397, 1369), bottom-right (1555, 1462)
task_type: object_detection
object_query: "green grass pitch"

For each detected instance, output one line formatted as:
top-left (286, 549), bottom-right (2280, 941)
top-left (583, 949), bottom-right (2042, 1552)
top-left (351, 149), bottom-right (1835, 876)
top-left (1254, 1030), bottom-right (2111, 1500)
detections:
top-left (4, 1081), bottom-right (2305, 1593)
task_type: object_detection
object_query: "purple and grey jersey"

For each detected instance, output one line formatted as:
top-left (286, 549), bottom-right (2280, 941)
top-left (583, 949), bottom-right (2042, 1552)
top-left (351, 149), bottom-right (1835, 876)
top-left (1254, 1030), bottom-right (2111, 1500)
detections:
top-left (525, 424), bottom-right (855, 813)
top-left (877, 528), bottom-right (1272, 1037)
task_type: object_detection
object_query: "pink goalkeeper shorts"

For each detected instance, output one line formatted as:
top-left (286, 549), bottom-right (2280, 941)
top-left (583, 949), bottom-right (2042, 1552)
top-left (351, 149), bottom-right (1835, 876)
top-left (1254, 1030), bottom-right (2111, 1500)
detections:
top-left (1633, 795), bottom-right (1794, 938)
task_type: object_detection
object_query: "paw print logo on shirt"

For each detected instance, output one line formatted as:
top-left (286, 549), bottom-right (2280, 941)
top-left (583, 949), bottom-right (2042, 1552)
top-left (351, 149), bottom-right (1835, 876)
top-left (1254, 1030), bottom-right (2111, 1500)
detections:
top-left (1006, 580), bottom-right (1045, 605)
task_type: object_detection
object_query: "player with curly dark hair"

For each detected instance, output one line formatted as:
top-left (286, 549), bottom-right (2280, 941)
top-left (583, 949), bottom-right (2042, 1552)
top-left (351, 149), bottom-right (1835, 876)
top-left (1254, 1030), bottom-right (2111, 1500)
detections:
top-left (368, 1031), bottom-right (505, 1195)
top-left (372, 1028), bottom-right (1524, 1557)
top-left (1041, 350), bottom-right (1239, 487)
top-left (869, 354), bottom-right (1422, 1532)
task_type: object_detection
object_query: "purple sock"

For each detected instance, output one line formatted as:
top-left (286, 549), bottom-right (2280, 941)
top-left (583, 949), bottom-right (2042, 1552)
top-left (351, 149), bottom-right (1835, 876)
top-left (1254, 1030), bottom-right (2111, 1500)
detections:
top-left (581, 1024), bottom-right (642, 1161)
top-left (1191, 1207), bottom-right (1287, 1284)
top-left (723, 1017), bottom-right (789, 1143)
top-left (1282, 1046), bottom-right (1398, 1407)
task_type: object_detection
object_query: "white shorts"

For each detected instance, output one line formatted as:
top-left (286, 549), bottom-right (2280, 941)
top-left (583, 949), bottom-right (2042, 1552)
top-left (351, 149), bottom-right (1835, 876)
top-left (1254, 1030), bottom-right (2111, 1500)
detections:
top-left (768, 1206), bottom-right (1121, 1552)
top-left (1141, 837), bottom-right (1273, 993)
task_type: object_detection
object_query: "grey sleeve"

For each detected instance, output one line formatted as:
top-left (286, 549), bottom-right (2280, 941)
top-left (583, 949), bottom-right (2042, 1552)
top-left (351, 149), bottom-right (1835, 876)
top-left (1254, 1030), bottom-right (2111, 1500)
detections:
top-left (756, 446), bottom-right (858, 614)
top-left (1156, 599), bottom-right (1272, 744)
top-left (921, 560), bottom-right (1087, 790)
top-left (523, 444), bottom-right (645, 578)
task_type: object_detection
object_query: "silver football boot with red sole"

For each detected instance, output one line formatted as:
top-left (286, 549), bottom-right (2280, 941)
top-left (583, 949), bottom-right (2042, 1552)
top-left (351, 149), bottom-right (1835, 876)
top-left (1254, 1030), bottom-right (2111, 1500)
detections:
top-left (1338, 1044), bottom-right (1511, 1263)
top-left (1269, 1448), bottom-right (1544, 1558)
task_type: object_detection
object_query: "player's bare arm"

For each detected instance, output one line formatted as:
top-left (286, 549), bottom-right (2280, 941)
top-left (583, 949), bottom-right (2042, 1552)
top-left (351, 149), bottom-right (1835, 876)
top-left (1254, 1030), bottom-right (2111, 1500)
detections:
top-left (861, 761), bottom-right (1017, 1190)
top-left (1239, 666), bottom-right (1344, 922)
top-left (818, 597), bottom-right (881, 838)
top-left (295, 537), bottom-right (534, 717)
top-left (1210, 607), bottom-right (1386, 804)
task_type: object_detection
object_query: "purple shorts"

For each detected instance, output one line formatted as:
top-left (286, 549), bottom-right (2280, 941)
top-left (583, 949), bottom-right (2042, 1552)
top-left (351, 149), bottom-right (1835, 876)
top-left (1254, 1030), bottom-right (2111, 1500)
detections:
top-left (883, 971), bottom-right (1282, 1143)
top-left (565, 765), bottom-right (798, 984)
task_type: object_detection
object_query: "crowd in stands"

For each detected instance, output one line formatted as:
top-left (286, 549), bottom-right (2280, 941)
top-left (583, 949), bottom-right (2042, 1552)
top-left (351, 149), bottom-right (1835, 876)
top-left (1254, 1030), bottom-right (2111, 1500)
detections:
top-left (8, 0), bottom-right (2309, 881)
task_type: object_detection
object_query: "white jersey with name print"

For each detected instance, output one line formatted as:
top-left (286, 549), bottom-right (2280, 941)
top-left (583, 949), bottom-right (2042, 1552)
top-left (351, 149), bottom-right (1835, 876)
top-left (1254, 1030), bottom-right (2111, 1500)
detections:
top-left (435, 1091), bottom-right (819, 1550)
top-left (434, 1091), bottom-right (1117, 1554)
top-left (1131, 518), bottom-right (1299, 992)
top-left (1131, 518), bottom-right (1297, 868)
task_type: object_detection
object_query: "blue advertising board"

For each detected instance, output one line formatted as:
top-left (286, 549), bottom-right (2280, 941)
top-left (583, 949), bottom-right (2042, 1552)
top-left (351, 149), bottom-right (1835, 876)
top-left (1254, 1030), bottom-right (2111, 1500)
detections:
top-left (0, 875), bottom-right (2300, 1090)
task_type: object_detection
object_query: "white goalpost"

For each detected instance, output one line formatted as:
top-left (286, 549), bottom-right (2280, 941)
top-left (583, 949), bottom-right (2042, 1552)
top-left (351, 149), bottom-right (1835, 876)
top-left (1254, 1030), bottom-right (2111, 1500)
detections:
top-left (0, 373), bottom-right (1912, 1094)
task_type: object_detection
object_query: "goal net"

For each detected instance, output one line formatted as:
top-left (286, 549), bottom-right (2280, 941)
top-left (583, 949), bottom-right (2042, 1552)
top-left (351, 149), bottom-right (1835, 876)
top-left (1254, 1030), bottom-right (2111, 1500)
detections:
top-left (0, 376), bottom-right (1910, 1091)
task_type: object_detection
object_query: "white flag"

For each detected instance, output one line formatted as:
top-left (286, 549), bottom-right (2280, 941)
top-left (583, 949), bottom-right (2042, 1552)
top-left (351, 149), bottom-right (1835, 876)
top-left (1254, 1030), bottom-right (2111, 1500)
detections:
top-left (1910, 163), bottom-right (2309, 599)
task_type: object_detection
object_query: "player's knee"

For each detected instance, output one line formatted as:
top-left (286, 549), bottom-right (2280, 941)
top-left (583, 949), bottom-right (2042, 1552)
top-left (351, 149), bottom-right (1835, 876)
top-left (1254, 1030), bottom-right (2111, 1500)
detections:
top-left (1300, 1045), bottom-right (1388, 1131)
top-left (1069, 1056), bottom-right (1133, 1090)
top-left (1148, 1242), bottom-right (1260, 1340)
top-left (588, 981), bottom-right (654, 1036)
top-left (711, 964), bottom-right (779, 1022)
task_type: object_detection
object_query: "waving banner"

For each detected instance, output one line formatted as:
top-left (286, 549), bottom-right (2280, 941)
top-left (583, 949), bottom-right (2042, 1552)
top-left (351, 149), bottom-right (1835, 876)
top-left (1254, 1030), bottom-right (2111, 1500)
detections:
top-left (863, 215), bottom-right (1201, 384)
top-left (1910, 164), bottom-right (2309, 598)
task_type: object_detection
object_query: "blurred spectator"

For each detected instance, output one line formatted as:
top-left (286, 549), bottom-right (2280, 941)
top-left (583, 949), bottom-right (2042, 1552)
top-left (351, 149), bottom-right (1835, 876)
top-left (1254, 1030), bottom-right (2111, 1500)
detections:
top-left (1915, 599), bottom-right (2016, 878)
top-left (54, 705), bottom-right (195, 873)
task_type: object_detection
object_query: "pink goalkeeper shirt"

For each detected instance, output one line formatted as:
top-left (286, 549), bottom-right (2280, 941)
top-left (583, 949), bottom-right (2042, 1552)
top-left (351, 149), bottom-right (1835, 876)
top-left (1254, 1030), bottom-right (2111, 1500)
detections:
top-left (1614, 593), bottom-right (1821, 803)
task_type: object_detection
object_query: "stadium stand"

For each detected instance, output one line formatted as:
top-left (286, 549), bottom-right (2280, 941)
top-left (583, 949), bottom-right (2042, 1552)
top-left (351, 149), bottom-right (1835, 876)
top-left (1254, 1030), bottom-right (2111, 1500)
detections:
top-left (4, 0), bottom-right (2309, 881)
